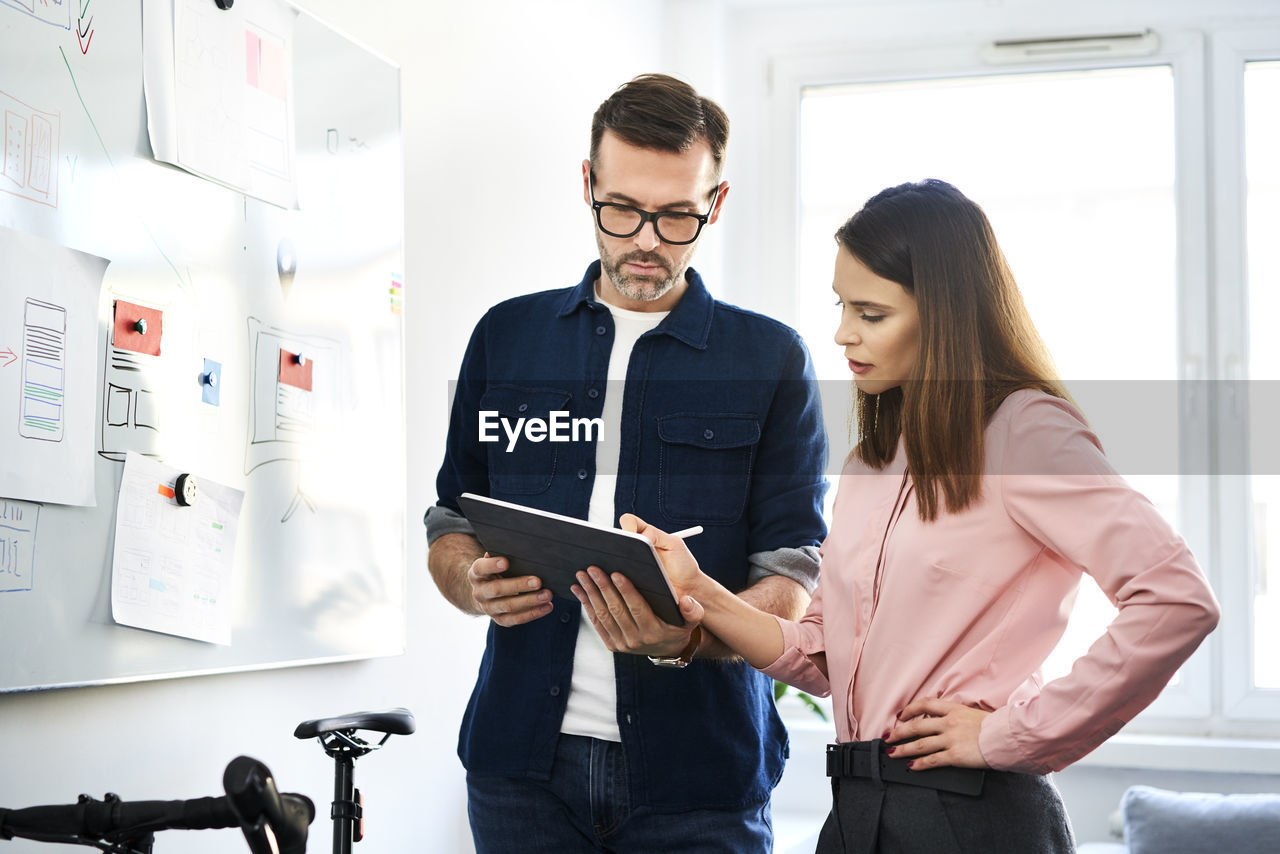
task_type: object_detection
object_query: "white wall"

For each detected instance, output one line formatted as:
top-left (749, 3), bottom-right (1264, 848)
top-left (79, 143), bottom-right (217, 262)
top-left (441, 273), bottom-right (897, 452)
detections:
top-left (0, 3), bottom-right (665, 853)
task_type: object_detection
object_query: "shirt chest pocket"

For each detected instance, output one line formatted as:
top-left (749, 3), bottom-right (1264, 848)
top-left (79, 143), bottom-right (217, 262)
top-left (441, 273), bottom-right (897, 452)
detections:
top-left (479, 386), bottom-right (572, 496)
top-left (657, 413), bottom-right (761, 524)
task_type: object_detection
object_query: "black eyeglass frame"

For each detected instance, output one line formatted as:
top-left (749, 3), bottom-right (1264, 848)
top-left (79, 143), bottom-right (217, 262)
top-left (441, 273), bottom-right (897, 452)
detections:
top-left (587, 172), bottom-right (721, 246)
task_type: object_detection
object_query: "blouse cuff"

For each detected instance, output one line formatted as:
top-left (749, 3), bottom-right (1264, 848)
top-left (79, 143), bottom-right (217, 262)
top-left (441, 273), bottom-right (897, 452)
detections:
top-left (757, 615), bottom-right (832, 698)
top-left (978, 706), bottom-right (1054, 775)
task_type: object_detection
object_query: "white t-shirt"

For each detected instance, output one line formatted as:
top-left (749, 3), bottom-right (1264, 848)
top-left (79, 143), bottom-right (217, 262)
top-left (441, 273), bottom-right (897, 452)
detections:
top-left (559, 296), bottom-right (668, 742)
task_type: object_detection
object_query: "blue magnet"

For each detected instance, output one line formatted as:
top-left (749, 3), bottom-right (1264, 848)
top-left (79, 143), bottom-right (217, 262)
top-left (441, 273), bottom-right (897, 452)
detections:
top-left (202, 358), bottom-right (222, 406)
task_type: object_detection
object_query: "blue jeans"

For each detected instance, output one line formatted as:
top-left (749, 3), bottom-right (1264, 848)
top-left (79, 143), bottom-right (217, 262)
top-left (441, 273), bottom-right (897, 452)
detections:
top-left (466, 734), bottom-right (773, 853)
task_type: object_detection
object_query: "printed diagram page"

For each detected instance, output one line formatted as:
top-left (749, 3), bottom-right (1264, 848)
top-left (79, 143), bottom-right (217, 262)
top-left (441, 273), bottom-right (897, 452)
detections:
top-left (0, 226), bottom-right (107, 506)
top-left (111, 452), bottom-right (246, 644)
top-left (143, 0), bottom-right (299, 208)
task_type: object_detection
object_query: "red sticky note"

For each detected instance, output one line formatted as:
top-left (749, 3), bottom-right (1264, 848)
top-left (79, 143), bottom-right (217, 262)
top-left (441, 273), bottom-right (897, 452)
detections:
top-left (113, 300), bottom-right (163, 356)
top-left (157, 484), bottom-right (175, 499)
top-left (279, 349), bottom-right (314, 391)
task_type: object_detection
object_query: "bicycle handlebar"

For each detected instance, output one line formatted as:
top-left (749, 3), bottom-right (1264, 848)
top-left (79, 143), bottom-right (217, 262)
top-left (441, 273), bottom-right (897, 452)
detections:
top-left (0, 795), bottom-right (238, 838)
top-left (223, 755), bottom-right (313, 854)
top-left (0, 756), bottom-right (313, 853)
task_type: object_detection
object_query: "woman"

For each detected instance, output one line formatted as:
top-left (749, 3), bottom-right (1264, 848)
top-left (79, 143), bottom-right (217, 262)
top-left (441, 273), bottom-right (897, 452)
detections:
top-left (582, 179), bottom-right (1220, 852)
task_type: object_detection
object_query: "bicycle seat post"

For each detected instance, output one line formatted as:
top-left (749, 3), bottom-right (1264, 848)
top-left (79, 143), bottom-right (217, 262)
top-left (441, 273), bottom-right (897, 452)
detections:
top-left (294, 708), bottom-right (415, 854)
top-left (331, 748), bottom-right (358, 854)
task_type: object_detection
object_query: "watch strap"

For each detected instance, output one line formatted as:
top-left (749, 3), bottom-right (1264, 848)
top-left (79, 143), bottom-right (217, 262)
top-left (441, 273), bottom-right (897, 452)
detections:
top-left (647, 627), bottom-right (702, 668)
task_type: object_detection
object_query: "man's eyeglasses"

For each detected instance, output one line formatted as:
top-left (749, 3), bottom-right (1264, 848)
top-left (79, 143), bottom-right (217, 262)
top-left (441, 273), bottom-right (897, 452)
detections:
top-left (588, 174), bottom-right (720, 246)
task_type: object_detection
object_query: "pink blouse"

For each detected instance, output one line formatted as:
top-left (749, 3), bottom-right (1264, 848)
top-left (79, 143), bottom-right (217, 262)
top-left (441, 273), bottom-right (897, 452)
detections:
top-left (762, 389), bottom-right (1220, 774)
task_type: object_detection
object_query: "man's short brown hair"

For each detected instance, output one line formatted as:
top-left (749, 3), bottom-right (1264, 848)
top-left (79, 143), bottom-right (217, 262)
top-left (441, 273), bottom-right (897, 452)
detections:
top-left (590, 74), bottom-right (729, 183)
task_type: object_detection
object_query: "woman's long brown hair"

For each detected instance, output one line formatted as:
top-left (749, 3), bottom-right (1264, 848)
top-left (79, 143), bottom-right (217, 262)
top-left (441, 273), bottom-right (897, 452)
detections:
top-left (836, 179), bottom-right (1072, 520)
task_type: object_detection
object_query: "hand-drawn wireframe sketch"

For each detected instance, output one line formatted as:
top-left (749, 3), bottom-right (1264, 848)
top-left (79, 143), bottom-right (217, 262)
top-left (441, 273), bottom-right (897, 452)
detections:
top-left (98, 299), bottom-right (165, 461)
top-left (244, 316), bottom-right (344, 522)
top-left (0, 226), bottom-right (105, 506)
top-left (18, 298), bottom-right (66, 441)
top-left (145, 0), bottom-right (299, 208)
top-left (111, 452), bottom-right (244, 644)
top-left (0, 0), bottom-right (71, 30)
top-left (1, 88), bottom-right (60, 208)
top-left (0, 499), bottom-right (40, 594)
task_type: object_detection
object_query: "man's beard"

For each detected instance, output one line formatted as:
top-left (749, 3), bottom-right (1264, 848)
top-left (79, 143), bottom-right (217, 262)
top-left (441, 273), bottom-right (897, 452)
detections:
top-left (597, 235), bottom-right (684, 303)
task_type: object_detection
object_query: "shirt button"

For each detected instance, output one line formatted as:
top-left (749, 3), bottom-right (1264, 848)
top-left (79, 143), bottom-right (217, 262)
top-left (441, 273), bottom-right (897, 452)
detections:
top-left (703, 428), bottom-right (714, 440)
top-left (588, 388), bottom-right (600, 399)
top-left (595, 325), bottom-right (607, 336)
top-left (517, 403), bottom-right (528, 413)
top-left (577, 469), bottom-right (588, 480)
top-left (560, 613), bottom-right (571, 624)
top-left (550, 686), bottom-right (561, 697)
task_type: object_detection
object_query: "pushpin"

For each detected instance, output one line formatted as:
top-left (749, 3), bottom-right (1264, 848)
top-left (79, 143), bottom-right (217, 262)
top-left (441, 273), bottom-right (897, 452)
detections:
top-left (295, 353), bottom-right (306, 367)
top-left (134, 318), bottom-right (148, 335)
top-left (174, 473), bottom-right (199, 507)
top-left (215, 0), bottom-right (234, 9)
top-left (203, 370), bottom-right (219, 388)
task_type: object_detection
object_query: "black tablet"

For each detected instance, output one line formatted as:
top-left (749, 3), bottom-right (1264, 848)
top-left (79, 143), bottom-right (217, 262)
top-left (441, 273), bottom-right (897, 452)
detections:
top-left (457, 493), bottom-right (684, 625)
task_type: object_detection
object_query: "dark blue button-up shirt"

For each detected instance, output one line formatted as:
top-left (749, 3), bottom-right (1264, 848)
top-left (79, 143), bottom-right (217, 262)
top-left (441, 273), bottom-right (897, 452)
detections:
top-left (431, 262), bottom-right (828, 811)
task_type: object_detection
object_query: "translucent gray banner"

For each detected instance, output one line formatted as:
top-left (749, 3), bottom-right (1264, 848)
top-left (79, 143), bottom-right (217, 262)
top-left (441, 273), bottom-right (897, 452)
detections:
top-left (442, 380), bottom-right (1280, 477)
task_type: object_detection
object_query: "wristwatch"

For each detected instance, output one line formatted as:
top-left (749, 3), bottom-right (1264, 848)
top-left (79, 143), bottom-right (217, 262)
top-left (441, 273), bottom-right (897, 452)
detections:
top-left (648, 627), bottom-right (702, 668)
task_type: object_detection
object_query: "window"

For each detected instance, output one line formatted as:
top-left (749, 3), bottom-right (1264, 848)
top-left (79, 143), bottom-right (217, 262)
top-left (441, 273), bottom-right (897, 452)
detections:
top-left (799, 62), bottom-right (1193, 696)
top-left (799, 68), bottom-right (1177, 383)
top-left (767, 25), bottom-right (1280, 735)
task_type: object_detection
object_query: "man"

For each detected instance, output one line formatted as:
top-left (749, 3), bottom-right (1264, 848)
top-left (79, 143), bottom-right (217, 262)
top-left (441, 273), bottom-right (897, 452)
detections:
top-left (425, 73), bottom-right (828, 853)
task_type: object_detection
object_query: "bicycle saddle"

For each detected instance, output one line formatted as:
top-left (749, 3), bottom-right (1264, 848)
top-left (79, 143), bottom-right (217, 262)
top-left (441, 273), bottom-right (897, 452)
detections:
top-left (293, 708), bottom-right (416, 739)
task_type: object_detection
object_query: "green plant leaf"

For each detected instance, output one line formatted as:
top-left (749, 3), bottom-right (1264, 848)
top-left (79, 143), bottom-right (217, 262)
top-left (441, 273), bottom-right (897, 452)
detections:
top-left (773, 680), bottom-right (828, 722)
top-left (795, 691), bottom-right (829, 722)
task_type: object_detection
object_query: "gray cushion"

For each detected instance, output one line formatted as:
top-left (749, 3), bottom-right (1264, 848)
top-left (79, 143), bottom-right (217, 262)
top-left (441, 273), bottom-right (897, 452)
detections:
top-left (1122, 785), bottom-right (1280, 854)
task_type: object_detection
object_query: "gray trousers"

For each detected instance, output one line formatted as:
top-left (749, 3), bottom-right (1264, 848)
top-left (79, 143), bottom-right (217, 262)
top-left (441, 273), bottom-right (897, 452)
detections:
top-left (815, 770), bottom-right (1075, 853)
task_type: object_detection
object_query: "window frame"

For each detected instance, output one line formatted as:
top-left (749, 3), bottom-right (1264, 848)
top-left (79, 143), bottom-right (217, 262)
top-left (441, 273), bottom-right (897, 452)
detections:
top-left (1210, 28), bottom-right (1280, 726)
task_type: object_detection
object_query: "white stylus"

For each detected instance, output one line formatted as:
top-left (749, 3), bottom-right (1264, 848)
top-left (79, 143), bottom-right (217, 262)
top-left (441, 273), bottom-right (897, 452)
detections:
top-left (669, 526), bottom-right (704, 539)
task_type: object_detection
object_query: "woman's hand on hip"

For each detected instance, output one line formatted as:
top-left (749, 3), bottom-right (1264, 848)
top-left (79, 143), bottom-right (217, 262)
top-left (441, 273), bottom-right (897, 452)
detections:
top-left (885, 698), bottom-right (992, 770)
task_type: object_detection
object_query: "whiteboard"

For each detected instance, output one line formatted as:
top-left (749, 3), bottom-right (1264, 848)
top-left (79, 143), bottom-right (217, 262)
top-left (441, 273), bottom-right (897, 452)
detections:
top-left (0, 1), bottom-right (406, 692)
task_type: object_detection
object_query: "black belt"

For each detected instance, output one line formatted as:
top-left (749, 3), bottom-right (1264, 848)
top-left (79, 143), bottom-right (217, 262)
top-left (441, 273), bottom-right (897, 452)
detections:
top-left (825, 741), bottom-right (985, 796)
